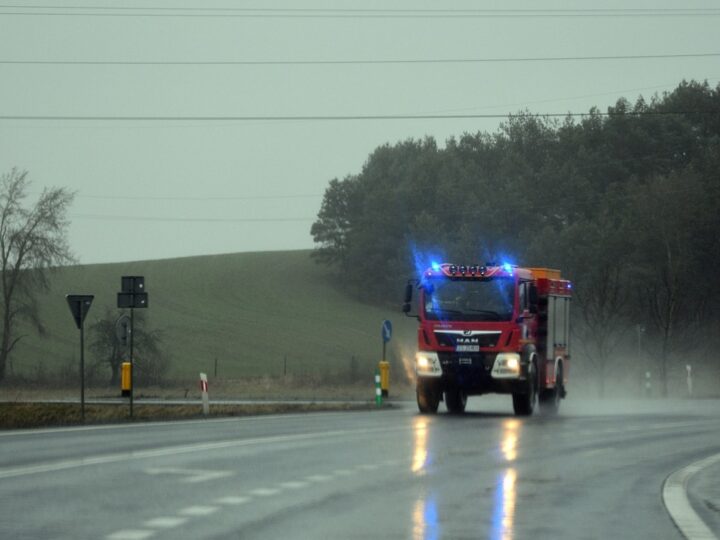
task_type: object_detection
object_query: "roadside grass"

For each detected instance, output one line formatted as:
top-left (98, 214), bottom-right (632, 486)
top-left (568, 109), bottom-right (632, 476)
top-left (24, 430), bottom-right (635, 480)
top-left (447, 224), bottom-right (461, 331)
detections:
top-left (0, 401), bottom-right (390, 430)
top-left (0, 376), bottom-right (416, 429)
top-left (7, 250), bottom-right (418, 385)
top-left (3, 377), bottom-right (416, 402)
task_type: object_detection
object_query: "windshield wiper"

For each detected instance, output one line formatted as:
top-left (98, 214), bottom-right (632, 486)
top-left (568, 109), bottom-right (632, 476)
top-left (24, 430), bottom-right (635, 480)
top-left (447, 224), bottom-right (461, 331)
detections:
top-left (467, 309), bottom-right (503, 320)
top-left (433, 309), bottom-right (463, 316)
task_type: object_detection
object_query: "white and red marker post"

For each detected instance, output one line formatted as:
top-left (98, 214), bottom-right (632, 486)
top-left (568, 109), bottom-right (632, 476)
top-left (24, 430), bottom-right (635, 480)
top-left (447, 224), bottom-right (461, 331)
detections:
top-left (199, 372), bottom-right (210, 416)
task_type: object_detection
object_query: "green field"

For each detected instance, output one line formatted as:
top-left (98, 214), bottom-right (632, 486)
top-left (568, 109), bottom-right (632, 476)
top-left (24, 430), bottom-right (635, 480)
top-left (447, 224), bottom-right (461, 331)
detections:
top-left (9, 250), bottom-right (418, 386)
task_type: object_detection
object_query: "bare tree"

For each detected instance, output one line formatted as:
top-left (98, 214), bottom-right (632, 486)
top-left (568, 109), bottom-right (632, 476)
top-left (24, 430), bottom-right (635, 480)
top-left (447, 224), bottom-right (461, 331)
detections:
top-left (89, 308), bottom-right (168, 386)
top-left (0, 168), bottom-right (75, 382)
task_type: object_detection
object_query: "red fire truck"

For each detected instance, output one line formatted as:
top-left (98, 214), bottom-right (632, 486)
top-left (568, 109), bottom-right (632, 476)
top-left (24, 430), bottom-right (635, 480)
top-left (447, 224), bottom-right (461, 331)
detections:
top-left (403, 263), bottom-right (572, 416)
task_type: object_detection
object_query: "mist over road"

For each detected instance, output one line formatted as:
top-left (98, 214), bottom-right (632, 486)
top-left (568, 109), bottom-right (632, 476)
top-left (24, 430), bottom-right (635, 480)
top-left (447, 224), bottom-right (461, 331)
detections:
top-left (1, 397), bottom-right (718, 539)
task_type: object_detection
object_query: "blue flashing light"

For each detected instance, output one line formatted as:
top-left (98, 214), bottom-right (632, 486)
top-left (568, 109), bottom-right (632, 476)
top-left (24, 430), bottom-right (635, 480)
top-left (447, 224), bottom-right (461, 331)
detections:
top-left (502, 263), bottom-right (513, 274)
top-left (431, 261), bottom-right (441, 272)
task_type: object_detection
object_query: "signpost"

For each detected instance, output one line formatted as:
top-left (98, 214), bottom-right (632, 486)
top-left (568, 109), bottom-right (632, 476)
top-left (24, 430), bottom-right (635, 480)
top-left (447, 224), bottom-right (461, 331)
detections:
top-left (117, 276), bottom-right (149, 418)
top-left (66, 294), bottom-right (94, 422)
top-left (200, 372), bottom-right (210, 415)
top-left (379, 320), bottom-right (392, 397)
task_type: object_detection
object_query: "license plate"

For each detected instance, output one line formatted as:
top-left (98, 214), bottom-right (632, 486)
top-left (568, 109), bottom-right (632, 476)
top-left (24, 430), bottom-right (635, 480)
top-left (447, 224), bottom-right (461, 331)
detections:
top-left (459, 357), bottom-right (472, 365)
top-left (456, 345), bottom-right (479, 352)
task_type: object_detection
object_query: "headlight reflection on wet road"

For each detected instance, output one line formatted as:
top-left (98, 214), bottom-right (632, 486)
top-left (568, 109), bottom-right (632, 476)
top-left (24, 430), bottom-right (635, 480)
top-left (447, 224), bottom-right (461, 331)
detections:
top-left (492, 419), bottom-right (522, 539)
top-left (411, 417), bottom-right (430, 475)
top-left (412, 494), bottom-right (440, 540)
top-left (411, 417), bottom-right (522, 540)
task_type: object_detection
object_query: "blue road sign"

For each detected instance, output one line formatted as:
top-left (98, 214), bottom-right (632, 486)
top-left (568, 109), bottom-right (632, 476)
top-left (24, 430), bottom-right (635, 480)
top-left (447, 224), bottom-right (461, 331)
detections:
top-left (382, 319), bottom-right (393, 343)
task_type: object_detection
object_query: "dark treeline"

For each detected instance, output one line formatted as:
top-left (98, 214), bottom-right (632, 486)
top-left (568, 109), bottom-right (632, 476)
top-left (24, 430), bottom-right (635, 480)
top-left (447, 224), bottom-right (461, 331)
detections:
top-left (311, 80), bottom-right (720, 396)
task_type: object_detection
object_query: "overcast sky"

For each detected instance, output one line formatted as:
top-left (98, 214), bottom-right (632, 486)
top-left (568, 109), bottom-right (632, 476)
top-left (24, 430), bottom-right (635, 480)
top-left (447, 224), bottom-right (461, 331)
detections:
top-left (1, 1), bottom-right (718, 265)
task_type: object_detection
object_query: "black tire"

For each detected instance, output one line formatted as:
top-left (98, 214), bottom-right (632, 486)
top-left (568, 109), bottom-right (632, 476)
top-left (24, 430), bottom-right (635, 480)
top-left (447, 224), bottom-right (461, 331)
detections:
top-left (417, 379), bottom-right (440, 414)
top-left (512, 360), bottom-right (537, 416)
top-left (445, 388), bottom-right (467, 414)
top-left (539, 364), bottom-right (563, 415)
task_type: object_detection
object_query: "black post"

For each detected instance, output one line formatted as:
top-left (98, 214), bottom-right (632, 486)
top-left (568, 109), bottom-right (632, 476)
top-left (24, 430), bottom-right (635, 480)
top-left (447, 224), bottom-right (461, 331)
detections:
top-left (129, 306), bottom-right (134, 419)
top-left (80, 303), bottom-right (85, 423)
top-left (382, 341), bottom-right (386, 363)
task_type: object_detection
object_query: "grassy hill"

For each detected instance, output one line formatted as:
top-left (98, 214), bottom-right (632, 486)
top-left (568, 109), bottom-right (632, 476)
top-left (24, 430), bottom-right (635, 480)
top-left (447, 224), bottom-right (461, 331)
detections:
top-left (9, 250), bottom-right (418, 386)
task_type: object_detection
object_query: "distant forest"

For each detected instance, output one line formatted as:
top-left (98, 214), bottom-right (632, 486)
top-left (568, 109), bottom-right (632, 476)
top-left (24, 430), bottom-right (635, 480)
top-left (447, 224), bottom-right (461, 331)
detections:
top-left (311, 80), bottom-right (720, 395)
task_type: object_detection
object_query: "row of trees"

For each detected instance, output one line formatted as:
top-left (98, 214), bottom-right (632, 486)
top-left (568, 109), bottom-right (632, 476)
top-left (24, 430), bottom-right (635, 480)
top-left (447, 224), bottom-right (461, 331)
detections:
top-left (311, 80), bottom-right (720, 396)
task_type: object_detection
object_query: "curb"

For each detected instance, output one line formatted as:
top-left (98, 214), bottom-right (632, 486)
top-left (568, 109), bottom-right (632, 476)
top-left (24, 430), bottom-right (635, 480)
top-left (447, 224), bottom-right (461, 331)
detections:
top-left (663, 452), bottom-right (720, 540)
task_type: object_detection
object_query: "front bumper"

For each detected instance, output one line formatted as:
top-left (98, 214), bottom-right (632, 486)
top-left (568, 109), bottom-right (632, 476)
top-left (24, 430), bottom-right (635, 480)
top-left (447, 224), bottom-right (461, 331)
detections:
top-left (415, 351), bottom-right (528, 395)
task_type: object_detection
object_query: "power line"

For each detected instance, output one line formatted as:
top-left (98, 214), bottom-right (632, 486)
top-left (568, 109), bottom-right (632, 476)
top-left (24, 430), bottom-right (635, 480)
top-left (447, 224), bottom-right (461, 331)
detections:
top-left (2, 52), bottom-right (719, 66)
top-left (1, 7), bottom-right (720, 18)
top-left (70, 214), bottom-right (314, 223)
top-left (1, 111), bottom-right (718, 122)
top-left (76, 193), bottom-right (322, 201)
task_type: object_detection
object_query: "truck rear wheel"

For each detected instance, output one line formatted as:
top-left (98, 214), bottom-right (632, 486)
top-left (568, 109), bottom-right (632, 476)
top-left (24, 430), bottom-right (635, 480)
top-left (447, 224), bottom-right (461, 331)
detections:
top-left (416, 379), bottom-right (440, 414)
top-left (539, 364), bottom-right (562, 415)
top-left (445, 388), bottom-right (467, 414)
top-left (512, 360), bottom-right (537, 416)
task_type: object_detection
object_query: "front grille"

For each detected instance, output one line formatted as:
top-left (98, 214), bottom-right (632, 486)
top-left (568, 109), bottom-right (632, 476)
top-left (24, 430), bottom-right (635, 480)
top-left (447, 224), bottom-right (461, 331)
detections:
top-left (438, 352), bottom-right (496, 370)
top-left (434, 331), bottom-right (501, 348)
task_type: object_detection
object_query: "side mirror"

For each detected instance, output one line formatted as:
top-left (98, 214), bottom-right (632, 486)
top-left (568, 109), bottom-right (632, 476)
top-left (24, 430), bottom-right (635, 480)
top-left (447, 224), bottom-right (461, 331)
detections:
top-left (403, 282), bottom-right (413, 304)
top-left (402, 280), bottom-right (418, 318)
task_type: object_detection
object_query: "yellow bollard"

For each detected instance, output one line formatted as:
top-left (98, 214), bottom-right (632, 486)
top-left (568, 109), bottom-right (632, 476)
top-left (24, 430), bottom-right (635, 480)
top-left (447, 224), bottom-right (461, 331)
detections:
top-left (379, 360), bottom-right (390, 397)
top-left (121, 362), bottom-right (132, 397)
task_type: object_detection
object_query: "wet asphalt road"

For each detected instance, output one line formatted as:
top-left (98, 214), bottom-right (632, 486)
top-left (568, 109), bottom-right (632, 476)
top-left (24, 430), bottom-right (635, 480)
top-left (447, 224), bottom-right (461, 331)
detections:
top-left (1, 396), bottom-right (719, 540)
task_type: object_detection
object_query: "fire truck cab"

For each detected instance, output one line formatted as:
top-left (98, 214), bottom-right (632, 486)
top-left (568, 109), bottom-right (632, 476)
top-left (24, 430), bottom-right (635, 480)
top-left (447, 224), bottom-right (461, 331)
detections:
top-left (403, 263), bottom-right (571, 416)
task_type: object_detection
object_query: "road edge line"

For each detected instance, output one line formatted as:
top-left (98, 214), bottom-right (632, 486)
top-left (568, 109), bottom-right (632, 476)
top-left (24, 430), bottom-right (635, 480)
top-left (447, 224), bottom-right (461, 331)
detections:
top-left (663, 452), bottom-right (720, 540)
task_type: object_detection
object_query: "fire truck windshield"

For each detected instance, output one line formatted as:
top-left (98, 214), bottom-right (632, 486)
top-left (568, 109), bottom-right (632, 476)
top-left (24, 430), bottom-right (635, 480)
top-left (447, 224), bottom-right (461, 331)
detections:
top-left (423, 278), bottom-right (515, 322)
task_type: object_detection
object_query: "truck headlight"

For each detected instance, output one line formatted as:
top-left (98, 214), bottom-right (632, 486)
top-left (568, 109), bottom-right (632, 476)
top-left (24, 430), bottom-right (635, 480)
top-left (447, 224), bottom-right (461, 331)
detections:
top-left (491, 353), bottom-right (521, 379)
top-left (415, 351), bottom-right (442, 377)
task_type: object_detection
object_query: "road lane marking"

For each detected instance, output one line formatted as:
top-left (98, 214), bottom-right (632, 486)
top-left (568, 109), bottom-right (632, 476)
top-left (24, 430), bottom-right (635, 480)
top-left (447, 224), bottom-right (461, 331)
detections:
top-left (580, 447), bottom-right (617, 458)
top-left (305, 474), bottom-right (333, 483)
top-left (106, 530), bottom-right (155, 540)
top-left (332, 468), bottom-right (355, 476)
top-left (0, 426), bottom-right (399, 479)
top-left (144, 517), bottom-right (188, 529)
top-left (216, 496), bottom-right (251, 505)
top-left (249, 488), bottom-right (281, 496)
top-left (178, 506), bottom-right (219, 517)
top-left (279, 481), bottom-right (308, 489)
top-left (0, 410), bottom-right (375, 438)
top-left (663, 452), bottom-right (720, 540)
top-left (358, 464), bottom-right (380, 471)
top-left (144, 467), bottom-right (234, 483)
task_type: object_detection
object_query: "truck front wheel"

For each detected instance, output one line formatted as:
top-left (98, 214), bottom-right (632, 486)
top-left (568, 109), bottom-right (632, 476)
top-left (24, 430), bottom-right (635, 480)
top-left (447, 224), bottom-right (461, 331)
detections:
top-left (512, 360), bottom-right (537, 416)
top-left (445, 388), bottom-right (467, 414)
top-left (416, 379), bottom-right (440, 414)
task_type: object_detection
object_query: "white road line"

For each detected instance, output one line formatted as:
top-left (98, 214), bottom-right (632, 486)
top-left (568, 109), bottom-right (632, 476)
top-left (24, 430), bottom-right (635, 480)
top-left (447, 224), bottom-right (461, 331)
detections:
top-left (0, 411), bottom-right (360, 438)
top-left (663, 452), bottom-right (720, 540)
top-left (144, 517), bottom-right (188, 529)
top-left (0, 426), bottom-right (399, 479)
top-left (279, 481), bottom-right (308, 489)
top-left (106, 530), bottom-right (155, 540)
top-left (305, 474), bottom-right (333, 483)
top-left (178, 506), bottom-right (219, 517)
top-left (580, 447), bottom-right (616, 458)
top-left (249, 488), bottom-right (281, 497)
top-left (358, 464), bottom-right (380, 471)
top-left (332, 468), bottom-right (355, 476)
top-left (144, 467), bottom-right (234, 483)
top-left (215, 496), bottom-right (251, 505)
